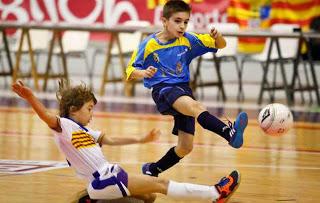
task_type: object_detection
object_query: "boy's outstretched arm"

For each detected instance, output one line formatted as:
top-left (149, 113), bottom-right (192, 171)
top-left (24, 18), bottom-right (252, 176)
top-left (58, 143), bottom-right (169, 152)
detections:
top-left (101, 128), bottom-right (160, 146)
top-left (12, 80), bottom-right (60, 131)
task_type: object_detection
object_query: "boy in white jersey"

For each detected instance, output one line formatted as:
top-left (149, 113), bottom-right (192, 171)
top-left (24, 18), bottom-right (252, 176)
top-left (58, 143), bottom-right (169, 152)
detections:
top-left (12, 80), bottom-right (240, 203)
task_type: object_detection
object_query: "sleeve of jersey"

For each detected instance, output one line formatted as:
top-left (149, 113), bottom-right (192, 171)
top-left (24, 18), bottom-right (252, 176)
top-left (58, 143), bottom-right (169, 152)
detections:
top-left (52, 117), bottom-right (71, 137)
top-left (86, 127), bottom-right (102, 143)
top-left (188, 33), bottom-right (218, 58)
top-left (50, 116), bottom-right (63, 135)
top-left (126, 43), bottom-right (146, 80)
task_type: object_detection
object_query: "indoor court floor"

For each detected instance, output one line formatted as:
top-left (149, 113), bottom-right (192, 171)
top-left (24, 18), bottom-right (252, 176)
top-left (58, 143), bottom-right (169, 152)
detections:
top-left (0, 90), bottom-right (319, 203)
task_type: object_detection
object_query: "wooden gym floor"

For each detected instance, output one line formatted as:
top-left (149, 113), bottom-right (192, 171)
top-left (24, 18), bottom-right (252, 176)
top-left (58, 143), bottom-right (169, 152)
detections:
top-left (0, 95), bottom-right (319, 203)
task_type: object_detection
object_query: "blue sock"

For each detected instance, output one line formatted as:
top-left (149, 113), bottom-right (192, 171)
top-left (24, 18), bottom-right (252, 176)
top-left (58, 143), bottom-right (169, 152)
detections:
top-left (197, 111), bottom-right (230, 142)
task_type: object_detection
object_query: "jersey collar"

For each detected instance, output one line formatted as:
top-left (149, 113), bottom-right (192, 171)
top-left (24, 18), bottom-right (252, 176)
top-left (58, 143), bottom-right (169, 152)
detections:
top-left (64, 117), bottom-right (89, 132)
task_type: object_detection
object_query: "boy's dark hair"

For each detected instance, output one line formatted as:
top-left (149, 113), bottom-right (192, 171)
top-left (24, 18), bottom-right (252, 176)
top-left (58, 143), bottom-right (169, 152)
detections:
top-left (56, 80), bottom-right (97, 117)
top-left (163, 0), bottom-right (191, 19)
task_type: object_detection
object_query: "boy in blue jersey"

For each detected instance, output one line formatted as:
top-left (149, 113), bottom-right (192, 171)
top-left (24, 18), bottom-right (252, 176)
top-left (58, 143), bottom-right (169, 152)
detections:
top-left (126, 0), bottom-right (248, 179)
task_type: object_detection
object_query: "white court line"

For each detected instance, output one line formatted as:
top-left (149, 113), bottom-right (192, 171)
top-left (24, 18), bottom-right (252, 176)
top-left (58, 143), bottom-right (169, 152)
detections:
top-left (112, 161), bottom-right (320, 171)
top-left (1, 131), bottom-right (320, 155)
top-left (0, 159), bottom-right (68, 174)
top-left (0, 159), bottom-right (318, 172)
top-left (0, 89), bottom-right (314, 112)
top-left (153, 141), bottom-right (320, 155)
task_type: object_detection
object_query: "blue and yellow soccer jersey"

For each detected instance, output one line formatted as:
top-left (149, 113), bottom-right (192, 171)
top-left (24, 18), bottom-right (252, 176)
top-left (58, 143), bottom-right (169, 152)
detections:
top-left (126, 32), bottom-right (218, 88)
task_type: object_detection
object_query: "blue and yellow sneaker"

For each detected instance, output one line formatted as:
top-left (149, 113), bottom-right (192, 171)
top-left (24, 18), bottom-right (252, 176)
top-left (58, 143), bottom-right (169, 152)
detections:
top-left (228, 112), bottom-right (248, 148)
top-left (214, 170), bottom-right (241, 203)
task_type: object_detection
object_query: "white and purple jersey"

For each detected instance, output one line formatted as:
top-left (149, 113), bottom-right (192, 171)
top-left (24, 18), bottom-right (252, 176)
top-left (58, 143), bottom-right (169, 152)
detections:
top-left (52, 117), bottom-right (108, 181)
top-left (52, 117), bottom-right (130, 199)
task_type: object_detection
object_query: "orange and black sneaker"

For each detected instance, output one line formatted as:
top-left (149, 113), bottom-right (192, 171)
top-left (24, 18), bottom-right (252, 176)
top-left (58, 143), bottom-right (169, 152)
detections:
top-left (214, 170), bottom-right (241, 203)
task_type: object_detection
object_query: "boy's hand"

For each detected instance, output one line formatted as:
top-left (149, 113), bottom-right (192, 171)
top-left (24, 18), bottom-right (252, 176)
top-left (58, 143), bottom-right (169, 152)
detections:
top-left (210, 27), bottom-right (226, 48)
top-left (141, 128), bottom-right (161, 143)
top-left (143, 66), bottom-right (158, 78)
top-left (210, 27), bottom-right (221, 39)
top-left (12, 80), bottom-right (34, 100)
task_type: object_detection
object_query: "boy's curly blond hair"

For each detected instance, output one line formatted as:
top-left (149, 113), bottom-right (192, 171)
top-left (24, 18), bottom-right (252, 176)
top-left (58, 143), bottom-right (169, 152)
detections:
top-left (56, 80), bottom-right (97, 117)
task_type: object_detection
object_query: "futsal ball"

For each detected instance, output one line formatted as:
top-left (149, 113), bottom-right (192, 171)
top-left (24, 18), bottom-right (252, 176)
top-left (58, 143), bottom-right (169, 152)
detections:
top-left (258, 103), bottom-right (293, 136)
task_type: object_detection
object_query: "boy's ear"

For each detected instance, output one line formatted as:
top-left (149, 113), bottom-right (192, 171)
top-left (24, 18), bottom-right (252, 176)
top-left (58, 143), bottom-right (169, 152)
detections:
top-left (161, 17), bottom-right (167, 26)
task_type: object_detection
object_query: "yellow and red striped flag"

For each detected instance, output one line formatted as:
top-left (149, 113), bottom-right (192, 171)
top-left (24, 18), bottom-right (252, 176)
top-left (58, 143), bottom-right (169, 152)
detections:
top-left (270, 0), bottom-right (320, 30)
top-left (228, 0), bottom-right (320, 53)
top-left (227, 0), bottom-right (269, 53)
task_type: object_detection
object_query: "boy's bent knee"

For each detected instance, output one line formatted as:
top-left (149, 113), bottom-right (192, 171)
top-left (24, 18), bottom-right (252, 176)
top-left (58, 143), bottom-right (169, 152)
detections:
top-left (175, 145), bottom-right (193, 156)
top-left (191, 101), bottom-right (206, 115)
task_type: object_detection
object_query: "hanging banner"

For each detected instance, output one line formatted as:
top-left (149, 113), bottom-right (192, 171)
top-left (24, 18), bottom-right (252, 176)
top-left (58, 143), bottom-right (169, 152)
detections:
top-left (227, 0), bottom-right (270, 53)
top-left (0, 0), bottom-right (228, 28)
top-left (228, 0), bottom-right (320, 53)
top-left (1, 0), bottom-right (319, 53)
top-left (270, 0), bottom-right (320, 29)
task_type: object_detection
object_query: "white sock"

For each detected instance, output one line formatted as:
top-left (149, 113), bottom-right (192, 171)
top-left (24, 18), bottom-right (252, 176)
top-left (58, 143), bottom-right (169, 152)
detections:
top-left (167, 180), bottom-right (220, 201)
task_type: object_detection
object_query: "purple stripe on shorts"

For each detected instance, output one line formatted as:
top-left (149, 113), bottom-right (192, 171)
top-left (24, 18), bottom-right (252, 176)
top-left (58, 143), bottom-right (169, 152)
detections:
top-left (117, 167), bottom-right (128, 187)
top-left (91, 166), bottom-right (129, 197)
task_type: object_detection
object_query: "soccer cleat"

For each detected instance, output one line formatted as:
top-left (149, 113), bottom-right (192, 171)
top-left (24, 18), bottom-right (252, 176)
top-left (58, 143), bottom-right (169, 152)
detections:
top-left (214, 170), bottom-right (241, 203)
top-left (228, 112), bottom-right (248, 148)
top-left (142, 162), bottom-right (159, 177)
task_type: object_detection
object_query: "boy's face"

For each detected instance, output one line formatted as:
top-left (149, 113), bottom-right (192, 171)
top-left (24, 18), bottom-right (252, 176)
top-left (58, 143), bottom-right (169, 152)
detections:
top-left (71, 100), bottom-right (95, 126)
top-left (163, 11), bottom-right (190, 38)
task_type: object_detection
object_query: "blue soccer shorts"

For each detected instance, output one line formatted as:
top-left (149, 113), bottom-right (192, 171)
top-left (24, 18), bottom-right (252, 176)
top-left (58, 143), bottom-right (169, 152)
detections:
top-left (152, 82), bottom-right (195, 135)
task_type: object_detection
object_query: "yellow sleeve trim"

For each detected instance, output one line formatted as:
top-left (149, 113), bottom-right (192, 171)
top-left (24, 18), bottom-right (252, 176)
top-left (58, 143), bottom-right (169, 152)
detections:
top-left (126, 49), bottom-right (138, 80)
top-left (126, 65), bottom-right (136, 80)
top-left (190, 32), bottom-right (216, 48)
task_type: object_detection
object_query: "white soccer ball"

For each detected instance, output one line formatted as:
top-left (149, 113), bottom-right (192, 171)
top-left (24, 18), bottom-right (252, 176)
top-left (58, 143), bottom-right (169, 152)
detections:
top-left (258, 103), bottom-right (294, 136)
